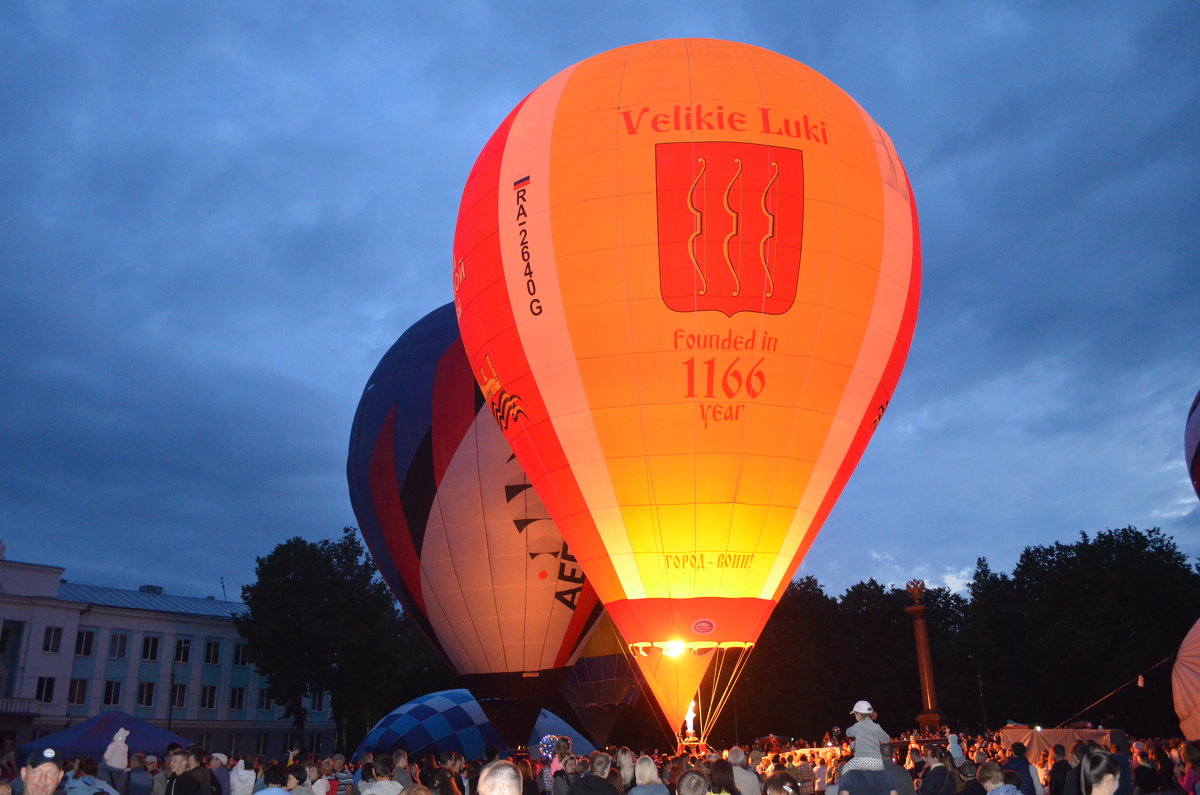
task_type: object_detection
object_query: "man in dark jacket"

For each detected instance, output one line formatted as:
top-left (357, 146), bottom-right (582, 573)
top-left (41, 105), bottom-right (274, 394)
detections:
top-left (1048, 746), bottom-right (1070, 795)
top-left (1001, 744), bottom-right (1037, 795)
top-left (173, 747), bottom-right (215, 795)
top-left (565, 754), bottom-right (618, 795)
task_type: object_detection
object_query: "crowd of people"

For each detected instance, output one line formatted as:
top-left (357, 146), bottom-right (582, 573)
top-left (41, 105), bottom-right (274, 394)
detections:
top-left (7, 708), bottom-right (1199, 795)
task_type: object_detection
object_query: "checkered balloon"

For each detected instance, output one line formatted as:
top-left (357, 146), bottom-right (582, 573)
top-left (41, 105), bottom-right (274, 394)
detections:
top-left (353, 689), bottom-right (505, 762)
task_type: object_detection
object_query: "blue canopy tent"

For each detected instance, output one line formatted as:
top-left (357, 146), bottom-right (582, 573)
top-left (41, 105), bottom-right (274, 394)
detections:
top-left (17, 711), bottom-right (192, 759)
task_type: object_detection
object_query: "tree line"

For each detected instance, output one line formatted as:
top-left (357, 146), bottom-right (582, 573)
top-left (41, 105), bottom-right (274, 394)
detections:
top-left (236, 525), bottom-right (1200, 752)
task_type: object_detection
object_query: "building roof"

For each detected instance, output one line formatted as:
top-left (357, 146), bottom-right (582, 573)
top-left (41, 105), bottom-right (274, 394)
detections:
top-left (58, 582), bottom-right (246, 619)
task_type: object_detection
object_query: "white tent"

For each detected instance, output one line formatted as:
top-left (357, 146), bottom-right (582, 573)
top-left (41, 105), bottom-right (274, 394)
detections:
top-left (1173, 616), bottom-right (1200, 740)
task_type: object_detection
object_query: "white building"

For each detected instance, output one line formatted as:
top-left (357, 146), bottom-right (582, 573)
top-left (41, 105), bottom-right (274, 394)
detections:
top-left (0, 542), bottom-right (334, 755)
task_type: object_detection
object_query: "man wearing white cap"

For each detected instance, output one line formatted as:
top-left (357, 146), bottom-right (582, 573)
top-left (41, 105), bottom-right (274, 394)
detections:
top-left (22, 749), bottom-right (65, 795)
top-left (844, 701), bottom-right (891, 772)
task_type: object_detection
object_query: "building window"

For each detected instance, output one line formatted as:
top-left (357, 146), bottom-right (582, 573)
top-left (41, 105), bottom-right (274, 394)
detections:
top-left (311, 690), bottom-right (324, 711)
top-left (74, 630), bottom-right (94, 657)
top-left (255, 733), bottom-right (269, 755)
top-left (257, 689), bottom-right (272, 710)
top-left (171, 683), bottom-right (187, 709)
top-left (174, 638), bottom-right (191, 664)
top-left (204, 640), bottom-right (221, 666)
top-left (230, 687), bottom-right (245, 711)
top-left (200, 685), bottom-right (216, 710)
top-left (198, 732), bottom-right (212, 749)
top-left (68, 679), bottom-right (88, 705)
top-left (308, 733), bottom-right (322, 754)
top-left (109, 633), bottom-right (128, 660)
top-left (229, 732), bottom-right (241, 755)
top-left (137, 682), bottom-right (155, 707)
top-left (142, 636), bottom-right (160, 661)
top-left (103, 680), bottom-right (122, 706)
top-left (35, 677), bottom-right (55, 703)
top-left (43, 626), bottom-right (62, 653)
top-left (233, 644), bottom-right (250, 666)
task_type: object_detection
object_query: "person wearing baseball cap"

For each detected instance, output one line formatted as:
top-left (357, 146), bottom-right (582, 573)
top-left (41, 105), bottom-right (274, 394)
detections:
top-left (843, 701), bottom-right (891, 773)
top-left (22, 749), bottom-right (64, 795)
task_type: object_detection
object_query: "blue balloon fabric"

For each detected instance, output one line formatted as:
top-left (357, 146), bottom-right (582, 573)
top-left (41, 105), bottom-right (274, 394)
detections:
top-left (528, 709), bottom-right (594, 757)
top-left (354, 689), bottom-right (505, 762)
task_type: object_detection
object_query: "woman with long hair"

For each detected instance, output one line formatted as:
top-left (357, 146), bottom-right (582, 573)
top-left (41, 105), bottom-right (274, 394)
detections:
top-left (627, 757), bottom-right (668, 795)
top-left (1178, 743), bottom-right (1200, 795)
top-left (707, 761), bottom-right (738, 795)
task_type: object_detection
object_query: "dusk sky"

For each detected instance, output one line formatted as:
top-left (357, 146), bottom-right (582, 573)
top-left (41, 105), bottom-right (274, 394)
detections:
top-left (2, 2), bottom-right (1197, 603)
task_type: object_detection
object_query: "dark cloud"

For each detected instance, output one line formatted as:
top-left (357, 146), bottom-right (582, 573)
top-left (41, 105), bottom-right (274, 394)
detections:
top-left (1, 1), bottom-right (1196, 601)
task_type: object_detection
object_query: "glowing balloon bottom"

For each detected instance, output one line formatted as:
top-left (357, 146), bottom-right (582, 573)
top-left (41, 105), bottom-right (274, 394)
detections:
top-left (607, 596), bottom-right (772, 738)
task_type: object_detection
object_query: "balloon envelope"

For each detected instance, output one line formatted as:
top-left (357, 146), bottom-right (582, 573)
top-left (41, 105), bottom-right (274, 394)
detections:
top-left (452, 38), bottom-right (920, 731)
top-left (348, 304), bottom-right (601, 739)
top-left (1187, 389), bottom-right (1200, 500)
top-left (1173, 616), bottom-right (1200, 739)
top-left (353, 689), bottom-right (506, 762)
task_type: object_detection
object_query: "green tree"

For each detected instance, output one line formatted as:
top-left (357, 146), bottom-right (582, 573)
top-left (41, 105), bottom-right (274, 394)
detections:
top-left (235, 528), bottom-right (452, 751)
top-left (965, 526), bottom-right (1200, 734)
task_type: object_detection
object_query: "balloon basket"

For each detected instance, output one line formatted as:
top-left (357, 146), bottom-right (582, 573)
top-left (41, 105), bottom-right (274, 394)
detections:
top-left (677, 730), bottom-right (708, 756)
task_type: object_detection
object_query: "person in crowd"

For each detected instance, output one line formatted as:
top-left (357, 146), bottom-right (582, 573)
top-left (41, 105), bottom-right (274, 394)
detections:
top-left (67, 757), bottom-right (121, 795)
top-left (625, 757), bottom-right (666, 795)
top-left (260, 768), bottom-right (289, 795)
top-left (978, 763), bottom-right (1017, 795)
top-left (478, 763), bottom-right (522, 795)
top-left (614, 752), bottom-right (634, 794)
top-left (331, 757), bottom-right (353, 795)
top-left (392, 754), bottom-right (415, 791)
top-left (880, 746), bottom-right (914, 795)
top-left (429, 768), bottom-right (464, 795)
top-left (917, 747), bottom-right (955, 795)
top-left (552, 758), bottom-right (580, 795)
top-left (839, 757), bottom-right (898, 795)
top-left (101, 729), bottom-right (130, 795)
top-left (845, 703), bottom-right (890, 772)
top-left (799, 755), bottom-right (819, 795)
top-left (1047, 747), bottom-right (1069, 795)
top-left (675, 771), bottom-right (708, 795)
top-left (306, 763), bottom-right (328, 795)
top-left (1001, 744), bottom-right (1042, 795)
top-left (22, 750), bottom-right (65, 795)
top-left (399, 787), bottom-right (434, 795)
top-left (763, 771), bottom-right (801, 795)
top-left (129, 754), bottom-right (154, 795)
top-left (286, 765), bottom-right (316, 795)
top-left (179, 747), bottom-right (217, 795)
top-left (724, 749), bottom-right (758, 795)
top-left (566, 755), bottom-right (618, 795)
top-left (210, 756), bottom-right (230, 795)
top-left (814, 756), bottom-right (830, 795)
top-left (514, 761), bottom-right (537, 795)
top-left (1080, 753), bottom-right (1119, 795)
top-left (706, 761), bottom-right (737, 795)
top-left (230, 760), bottom-right (257, 795)
top-left (1178, 744), bottom-right (1200, 795)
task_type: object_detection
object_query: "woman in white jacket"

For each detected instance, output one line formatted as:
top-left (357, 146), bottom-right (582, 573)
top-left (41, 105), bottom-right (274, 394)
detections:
top-left (230, 759), bottom-right (259, 795)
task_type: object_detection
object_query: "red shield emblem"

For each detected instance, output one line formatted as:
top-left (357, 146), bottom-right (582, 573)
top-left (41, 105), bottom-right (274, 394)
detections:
top-left (656, 141), bottom-right (804, 317)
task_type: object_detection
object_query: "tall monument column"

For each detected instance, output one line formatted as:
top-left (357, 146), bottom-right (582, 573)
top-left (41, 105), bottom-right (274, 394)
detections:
top-left (905, 579), bottom-right (945, 731)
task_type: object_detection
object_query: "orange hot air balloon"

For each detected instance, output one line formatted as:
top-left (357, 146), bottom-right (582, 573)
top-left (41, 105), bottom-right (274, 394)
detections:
top-left (452, 38), bottom-right (920, 737)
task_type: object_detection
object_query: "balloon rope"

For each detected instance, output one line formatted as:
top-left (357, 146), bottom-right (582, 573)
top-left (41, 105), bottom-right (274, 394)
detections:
top-left (702, 646), bottom-right (756, 740)
top-left (617, 643), bottom-right (678, 746)
top-left (1052, 654), bottom-right (1172, 728)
